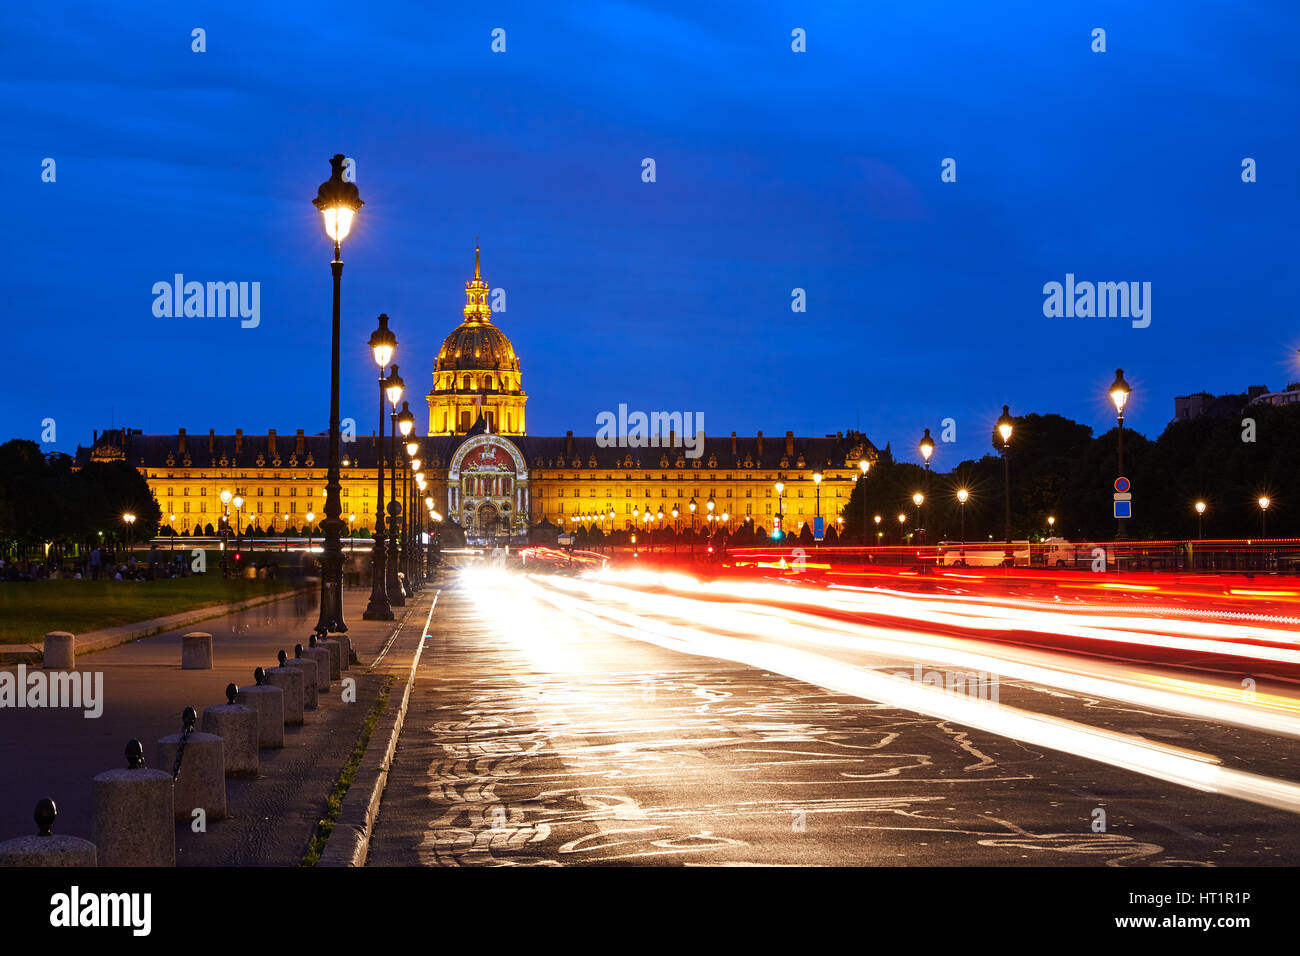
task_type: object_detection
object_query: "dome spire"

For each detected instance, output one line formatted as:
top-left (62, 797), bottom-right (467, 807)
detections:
top-left (463, 239), bottom-right (492, 324)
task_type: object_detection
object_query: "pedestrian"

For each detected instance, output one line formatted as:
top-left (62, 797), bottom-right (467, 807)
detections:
top-left (90, 547), bottom-right (101, 581)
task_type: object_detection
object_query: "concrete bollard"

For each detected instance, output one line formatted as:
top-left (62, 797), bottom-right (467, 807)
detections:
top-left (0, 799), bottom-right (96, 867)
top-left (284, 645), bottom-right (318, 709)
top-left (91, 740), bottom-right (175, 867)
top-left (181, 631), bottom-right (214, 669)
top-left (236, 668), bottom-right (284, 748)
top-left (157, 707), bottom-right (226, 822)
top-left (263, 652), bottom-right (305, 725)
top-left (303, 637), bottom-right (331, 693)
top-left (318, 637), bottom-right (342, 681)
top-left (333, 633), bottom-right (352, 669)
top-left (43, 632), bottom-right (75, 670)
top-left (201, 684), bottom-right (259, 778)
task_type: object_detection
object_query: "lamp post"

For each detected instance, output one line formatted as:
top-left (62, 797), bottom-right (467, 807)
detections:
top-left (1195, 500), bottom-right (1206, 540)
top-left (219, 489), bottom-right (233, 575)
top-left (306, 511), bottom-right (315, 553)
top-left (1259, 496), bottom-right (1271, 537)
top-left (671, 506), bottom-right (679, 553)
top-left (1109, 369), bottom-right (1132, 541)
top-left (874, 513), bottom-right (882, 546)
top-left (348, 514), bottom-right (355, 554)
top-left (996, 405), bottom-right (1014, 543)
top-left (912, 491), bottom-right (924, 545)
top-left (312, 153), bottom-right (363, 637)
top-left (812, 471), bottom-right (822, 546)
top-left (858, 457), bottom-right (871, 544)
top-left (233, 494), bottom-right (244, 553)
top-left (386, 369), bottom-right (407, 606)
top-left (897, 512), bottom-right (907, 545)
top-left (1047, 515), bottom-right (1055, 538)
top-left (168, 514), bottom-right (175, 553)
top-left (122, 513), bottom-right (136, 566)
top-left (363, 314), bottom-right (396, 620)
top-left (773, 482), bottom-right (783, 539)
top-left (282, 514), bottom-right (289, 553)
top-left (956, 488), bottom-right (969, 550)
top-left (689, 498), bottom-right (697, 555)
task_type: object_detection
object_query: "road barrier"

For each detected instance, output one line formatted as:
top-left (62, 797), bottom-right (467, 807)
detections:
top-left (43, 631), bottom-right (75, 669)
top-left (181, 631), bottom-right (214, 669)
top-left (0, 799), bottom-right (96, 866)
top-left (303, 637), bottom-right (332, 692)
top-left (92, 740), bottom-right (175, 866)
top-left (263, 652), bottom-right (305, 725)
top-left (202, 684), bottom-right (259, 777)
top-left (236, 668), bottom-right (285, 748)
top-left (285, 644), bottom-right (319, 709)
top-left (158, 706), bottom-right (226, 822)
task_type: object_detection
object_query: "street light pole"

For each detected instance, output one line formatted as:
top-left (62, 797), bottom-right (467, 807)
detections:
top-left (363, 314), bottom-right (396, 620)
top-left (386, 368), bottom-right (406, 606)
top-left (1109, 369), bottom-right (1132, 541)
top-left (858, 457), bottom-right (870, 545)
top-left (312, 153), bottom-right (362, 638)
top-left (997, 406), bottom-right (1014, 544)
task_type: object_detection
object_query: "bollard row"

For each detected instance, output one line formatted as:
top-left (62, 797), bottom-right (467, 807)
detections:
top-left (4, 628), bottom-right (354, 867)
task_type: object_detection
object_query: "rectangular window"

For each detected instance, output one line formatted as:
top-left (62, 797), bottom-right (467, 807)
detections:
top-left (746, 503), bottom-right (752, 515)
top-left (765, 503), bottom-right (772, 514)
top-left (183, 502), bottom-right (191, 514)
top-left (200, 502), bottom-right (207, 514)
top-left (257, 487), bottom-right (264, 496)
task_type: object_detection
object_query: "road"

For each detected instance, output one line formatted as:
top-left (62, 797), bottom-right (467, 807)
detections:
top-left (366, 562), bottom-right (1300, 866)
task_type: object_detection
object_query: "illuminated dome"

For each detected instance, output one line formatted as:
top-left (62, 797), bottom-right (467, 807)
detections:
top-left (427, 243), bottom-right (527, 436)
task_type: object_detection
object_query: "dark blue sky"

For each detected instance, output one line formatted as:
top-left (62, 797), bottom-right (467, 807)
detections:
top-left (6, 1), bottom-right (1298, 468)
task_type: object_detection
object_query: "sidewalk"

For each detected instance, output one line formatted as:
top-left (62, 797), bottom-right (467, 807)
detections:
top-left (0, 584), bottom-right (432, 865)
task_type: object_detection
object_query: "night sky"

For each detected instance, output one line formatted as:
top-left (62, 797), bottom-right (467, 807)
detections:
top-left (7, 1), bottom-right (1298, 468)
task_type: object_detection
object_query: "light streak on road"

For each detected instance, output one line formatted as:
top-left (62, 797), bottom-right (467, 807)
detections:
top-left (455, 566), bottom-right (1300, 817)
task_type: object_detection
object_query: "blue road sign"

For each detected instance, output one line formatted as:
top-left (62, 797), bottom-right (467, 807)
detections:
top-left (814, 516), bottom-right (824, 541)
top-left (1113, 500), bottom-right (1132, 519)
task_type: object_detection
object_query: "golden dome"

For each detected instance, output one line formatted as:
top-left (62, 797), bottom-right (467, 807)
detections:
top-left (433, 243), bottom-right (520, 374)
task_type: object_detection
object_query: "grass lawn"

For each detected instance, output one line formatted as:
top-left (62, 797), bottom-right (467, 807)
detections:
top-left (0, 576), bottom-right (297, 644)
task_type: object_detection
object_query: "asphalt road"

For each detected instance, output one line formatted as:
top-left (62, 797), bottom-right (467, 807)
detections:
top-left (366, 565), bottom-right (1300, 866)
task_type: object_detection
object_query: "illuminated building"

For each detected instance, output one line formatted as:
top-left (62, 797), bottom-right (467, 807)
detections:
top-left (78, 247), bottom-right (880, 545)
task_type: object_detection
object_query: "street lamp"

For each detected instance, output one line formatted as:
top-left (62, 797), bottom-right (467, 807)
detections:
top-left (385, 369), bottom-right (407, 606)
top-left (772, 483), bottom-right (782, 539)
top-left (1047, 515), bottom-right (1055, 539)
top-left (122, 512), bottom-right (136, 565)
top-left (363, 313), bottom-right (396, 620)
top-left (956, 488), bottom-right (969, 547)
top-left (397, 403), bottom-right (416, 596)
top-left (1195, 500), bottom-right (1206, 540)
top-left (168, 513), bottom-right (176, 553)
top-left (1109, 369), bottom-right (1132, 540)
top-left (912, 491), bottom-right (924, 544)
top-left (919, 428), bottom-right (934, 469)
top-left (996, 405), bottom-right (1014, 543)
top-left (689, 498), bottom-right (697, 554)
top-left (348, 513), bottom-right (355, 553)
top-left (897, 512), bottom-right (907, 544)
top-left (671, 505), bottom-right (679, 553)
top-left (1259, 496), bottom-right (1271, 537)
top-left (312, 153), bottom-right (363, 638)
top-left (232, 494), bottom-right (244, 553)
top-left (306, 511), bottom-right (316, 553)
top-left (858, 456), bottom-right (871, 544)
top-left (812, 471), bottom-right (823, 544)
top-left (282, 513), bottom-right (289, 553)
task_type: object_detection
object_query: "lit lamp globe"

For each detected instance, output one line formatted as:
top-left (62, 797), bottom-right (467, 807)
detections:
top-left (1110, 368), bottom-right (1132, 416)
top-left (912, 492), bottom-right (924, 508)
top-left (385, 367), bottom-right (405, 409)
top-left (919, 429), bottom-right (934, 465)
top-left (997, 406), bottom-right (1014, 445)
top-left (397, 402), bottom-right (415, 438)
top-left (369, 313), bottom-right (396, 370)
top-left (1195, 501), bottom-right (1206, 515)
top-left (312, 154), bottom-right (364, 246)
top-left (957, 489), bottom-right (969, 504)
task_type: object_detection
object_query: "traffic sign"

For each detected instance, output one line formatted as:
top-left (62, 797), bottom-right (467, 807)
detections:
top-left (1113, 500), bottom-right (1132, 519)
top-left (813, 516), bottom-right (824, 541)
top-left (557, 534), bottom-right (574, 547)
top-left (1114, 476), bottom-right (1130, 493)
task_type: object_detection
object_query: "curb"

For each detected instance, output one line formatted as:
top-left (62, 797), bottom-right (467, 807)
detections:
top-left (0, 587), bottom-right (312, 664)
top-left (317, 590), bottom-right (436, 867)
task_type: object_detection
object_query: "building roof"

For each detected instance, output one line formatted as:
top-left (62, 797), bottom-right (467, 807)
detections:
top-left (78, 427), bottom-right (879, 474)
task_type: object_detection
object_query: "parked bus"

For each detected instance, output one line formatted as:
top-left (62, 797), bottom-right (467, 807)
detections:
top-left (936, 541), bottom-right (1031, 567)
